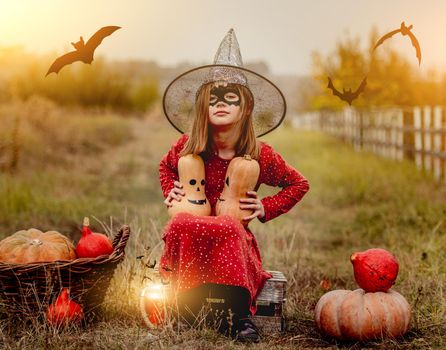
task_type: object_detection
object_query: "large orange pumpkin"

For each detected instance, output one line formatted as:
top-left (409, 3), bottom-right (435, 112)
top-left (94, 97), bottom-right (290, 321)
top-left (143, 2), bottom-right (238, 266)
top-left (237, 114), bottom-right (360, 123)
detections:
top-left (168, 154), bottom-right (211, 217)
top-left (0, 228), bottom-right (77, 263)
top-left (215, 154), bottom-right (260, 224)
top-left (315, 288), bottom-right (411, 341)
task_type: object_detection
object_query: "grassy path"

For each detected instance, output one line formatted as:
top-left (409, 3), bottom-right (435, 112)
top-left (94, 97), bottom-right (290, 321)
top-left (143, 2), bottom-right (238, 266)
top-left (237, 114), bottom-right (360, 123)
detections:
top-left (1, 116), bottom-right (445, 349)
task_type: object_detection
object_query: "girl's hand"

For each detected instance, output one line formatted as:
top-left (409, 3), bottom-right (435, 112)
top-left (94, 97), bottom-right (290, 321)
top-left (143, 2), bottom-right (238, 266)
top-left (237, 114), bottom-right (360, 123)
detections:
top-left (240, 191), bottom-right (265, 222)
top-left (164, 181), bottom-right (185, 207)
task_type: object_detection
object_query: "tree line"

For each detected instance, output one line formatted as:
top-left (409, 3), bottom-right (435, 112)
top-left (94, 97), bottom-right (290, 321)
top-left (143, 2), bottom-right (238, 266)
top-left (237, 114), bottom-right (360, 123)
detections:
top-left (0, 47), bottom-right (158, 113)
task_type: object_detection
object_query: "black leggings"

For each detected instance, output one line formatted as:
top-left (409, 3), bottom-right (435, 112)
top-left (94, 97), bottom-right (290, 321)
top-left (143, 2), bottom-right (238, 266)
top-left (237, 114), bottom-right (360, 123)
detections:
top-left (176, 283), bottom-right (251, 328)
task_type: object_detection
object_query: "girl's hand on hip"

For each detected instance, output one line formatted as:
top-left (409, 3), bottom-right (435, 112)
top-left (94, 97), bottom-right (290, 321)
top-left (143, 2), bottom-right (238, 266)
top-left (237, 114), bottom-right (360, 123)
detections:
top-left (164, 181), bottom-right (185, 207)
top-left (240, 191), bottom-right (265, 222)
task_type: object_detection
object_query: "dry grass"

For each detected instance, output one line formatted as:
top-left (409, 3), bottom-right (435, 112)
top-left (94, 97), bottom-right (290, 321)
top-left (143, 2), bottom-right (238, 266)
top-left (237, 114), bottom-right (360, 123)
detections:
top-left (0, 108), bottom-right (445, 349)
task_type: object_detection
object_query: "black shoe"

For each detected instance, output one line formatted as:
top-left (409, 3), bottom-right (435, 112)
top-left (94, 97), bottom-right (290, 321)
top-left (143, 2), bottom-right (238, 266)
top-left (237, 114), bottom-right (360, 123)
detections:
top-left (234, 317), bottom-right (261, 343)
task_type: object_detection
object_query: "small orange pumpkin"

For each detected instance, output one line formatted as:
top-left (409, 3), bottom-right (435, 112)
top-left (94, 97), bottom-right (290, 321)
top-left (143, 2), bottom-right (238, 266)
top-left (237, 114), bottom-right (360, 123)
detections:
top-left (168, 154), bottom-right (211, 217)
top-left (215, 154), bottom-right (260, 224)
top-left (0, 228), bottom-right (77, 263)
top-left (315, 288), bottom-right (411, 341)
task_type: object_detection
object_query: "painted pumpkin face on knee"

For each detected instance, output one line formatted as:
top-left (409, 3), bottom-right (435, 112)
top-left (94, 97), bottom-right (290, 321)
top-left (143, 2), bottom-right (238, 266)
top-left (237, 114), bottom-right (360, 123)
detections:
top-left (216, 154), bottom-right (260, 225)
top-left (168, 154), bottom-right (211, 217)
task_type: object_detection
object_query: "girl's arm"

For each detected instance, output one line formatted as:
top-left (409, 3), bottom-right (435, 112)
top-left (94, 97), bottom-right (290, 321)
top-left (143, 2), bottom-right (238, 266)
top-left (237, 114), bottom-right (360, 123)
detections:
top-left (258, 143), bottom-right (310, 223)
top-left (159, 134), bottom-right (189, 198)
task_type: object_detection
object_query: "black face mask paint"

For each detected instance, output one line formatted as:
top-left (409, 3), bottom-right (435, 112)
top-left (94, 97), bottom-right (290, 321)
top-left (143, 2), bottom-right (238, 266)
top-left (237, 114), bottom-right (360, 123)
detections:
top-left (209, 86), bottom-right (241, 106)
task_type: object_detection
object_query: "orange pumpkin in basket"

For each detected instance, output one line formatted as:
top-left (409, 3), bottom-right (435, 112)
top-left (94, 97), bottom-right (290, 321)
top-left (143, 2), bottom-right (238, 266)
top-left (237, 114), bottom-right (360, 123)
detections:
top-left (216, 154), bottom-right (260, 224)
top-left (315, 288), bottom-right (411, 341)
top-left (0, 228), bottom-right (77, 263)
top-left (168, 154), bottom-right (211, 217)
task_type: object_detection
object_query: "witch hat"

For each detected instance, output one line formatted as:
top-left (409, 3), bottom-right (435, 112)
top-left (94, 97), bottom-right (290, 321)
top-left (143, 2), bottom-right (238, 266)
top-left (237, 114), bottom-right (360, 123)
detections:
top-left (163, 28), bottom-right (286, 137)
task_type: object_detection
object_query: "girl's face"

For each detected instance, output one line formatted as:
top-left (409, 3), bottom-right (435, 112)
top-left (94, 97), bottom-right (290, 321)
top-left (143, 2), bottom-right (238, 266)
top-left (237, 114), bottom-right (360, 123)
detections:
top-left (208, 84), bottom-right (242, 128)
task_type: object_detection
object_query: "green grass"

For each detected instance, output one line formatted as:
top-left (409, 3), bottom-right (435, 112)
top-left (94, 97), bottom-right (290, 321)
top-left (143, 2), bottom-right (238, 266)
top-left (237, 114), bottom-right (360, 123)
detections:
top-left (0, 99), bottom-right (135, 234)
top-left (0, 111), bottom-right (445, 349)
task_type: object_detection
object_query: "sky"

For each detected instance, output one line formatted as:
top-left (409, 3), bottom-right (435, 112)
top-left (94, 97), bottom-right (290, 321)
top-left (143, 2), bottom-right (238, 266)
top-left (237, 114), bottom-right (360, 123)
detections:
top-left (1, 0), bottom-right (445, 76)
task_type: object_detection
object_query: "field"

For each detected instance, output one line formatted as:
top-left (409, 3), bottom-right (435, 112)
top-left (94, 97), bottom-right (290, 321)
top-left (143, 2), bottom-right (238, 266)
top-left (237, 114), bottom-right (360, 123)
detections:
top-left (0, 102), bottom-right (445, 349)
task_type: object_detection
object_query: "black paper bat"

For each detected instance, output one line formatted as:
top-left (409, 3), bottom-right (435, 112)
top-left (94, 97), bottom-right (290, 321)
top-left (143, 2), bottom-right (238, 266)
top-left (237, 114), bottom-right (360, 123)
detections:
top-left (46, 26), bottom-right (121, 76)
top-left (146, 259), bottom-right (157, 269)
top-left (373, 22), bottom-right (421, 65)
top-left (327, 77), bottom-right (367, 105)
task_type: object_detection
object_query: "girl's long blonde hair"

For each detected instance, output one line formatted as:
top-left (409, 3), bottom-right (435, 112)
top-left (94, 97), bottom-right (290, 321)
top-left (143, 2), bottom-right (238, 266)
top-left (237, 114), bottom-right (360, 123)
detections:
top-left (179, 82), bottom-right (260, 160)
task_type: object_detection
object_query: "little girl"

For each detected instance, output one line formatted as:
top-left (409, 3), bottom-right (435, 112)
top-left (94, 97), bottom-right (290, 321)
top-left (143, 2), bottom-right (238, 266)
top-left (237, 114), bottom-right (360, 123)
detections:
top-left (159, 29), bottom-right (309, 342)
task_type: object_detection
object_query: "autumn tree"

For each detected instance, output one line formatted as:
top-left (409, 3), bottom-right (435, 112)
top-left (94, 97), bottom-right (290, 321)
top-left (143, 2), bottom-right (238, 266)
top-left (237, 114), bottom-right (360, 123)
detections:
top-left (307, 28), bottom-right (443, 110)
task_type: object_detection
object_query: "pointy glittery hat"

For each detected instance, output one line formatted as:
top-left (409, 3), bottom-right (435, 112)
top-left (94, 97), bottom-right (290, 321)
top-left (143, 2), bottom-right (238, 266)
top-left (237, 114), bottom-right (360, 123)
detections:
top-left (162, 28), bottom-right (286, 137)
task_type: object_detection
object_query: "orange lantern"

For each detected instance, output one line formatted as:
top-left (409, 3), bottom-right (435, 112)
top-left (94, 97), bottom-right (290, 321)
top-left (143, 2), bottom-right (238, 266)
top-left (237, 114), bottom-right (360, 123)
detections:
top-left (140, 283), bottom-right (169, 328)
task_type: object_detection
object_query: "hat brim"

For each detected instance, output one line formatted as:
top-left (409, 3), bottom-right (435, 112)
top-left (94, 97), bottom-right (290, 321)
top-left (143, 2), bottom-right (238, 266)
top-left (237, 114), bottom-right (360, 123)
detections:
top-left (162, 64), bottom-right (287, 137)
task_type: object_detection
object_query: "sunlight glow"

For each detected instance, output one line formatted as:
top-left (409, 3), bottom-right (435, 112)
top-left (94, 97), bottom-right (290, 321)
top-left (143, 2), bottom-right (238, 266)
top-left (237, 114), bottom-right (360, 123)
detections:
top-left (141, 283), bottom-right (166, 301)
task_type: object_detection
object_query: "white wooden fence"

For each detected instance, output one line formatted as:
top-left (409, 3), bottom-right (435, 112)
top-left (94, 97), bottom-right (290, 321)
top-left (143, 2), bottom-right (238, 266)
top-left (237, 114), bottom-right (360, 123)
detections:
top-left (292, 106), bottom-right (446, 182)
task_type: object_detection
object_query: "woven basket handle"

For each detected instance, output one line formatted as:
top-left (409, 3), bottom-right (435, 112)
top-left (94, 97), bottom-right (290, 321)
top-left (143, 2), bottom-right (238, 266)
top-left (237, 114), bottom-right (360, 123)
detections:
top-left (110, 225), bottom-right (131, 259)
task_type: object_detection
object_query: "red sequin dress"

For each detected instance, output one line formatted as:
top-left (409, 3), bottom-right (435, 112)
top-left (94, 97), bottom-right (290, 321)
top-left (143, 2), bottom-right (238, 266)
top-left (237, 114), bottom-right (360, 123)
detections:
top-left (159, 134), bottom-right (309, 314)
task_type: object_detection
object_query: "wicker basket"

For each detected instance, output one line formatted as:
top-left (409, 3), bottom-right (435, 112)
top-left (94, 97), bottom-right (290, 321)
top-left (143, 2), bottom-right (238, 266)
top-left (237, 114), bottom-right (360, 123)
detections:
top-left (0, 225), bottom-right (130, 321)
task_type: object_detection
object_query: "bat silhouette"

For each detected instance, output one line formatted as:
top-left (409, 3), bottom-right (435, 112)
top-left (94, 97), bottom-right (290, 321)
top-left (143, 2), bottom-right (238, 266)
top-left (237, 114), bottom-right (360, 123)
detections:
top-left (327, 77), bottom-right (367, 105)
top-left (373, 22), bottom-right (421, 65)
top-left (146, 259), bottom-right (157, 269)
top-left (46, 26), bottom-right (121, 76)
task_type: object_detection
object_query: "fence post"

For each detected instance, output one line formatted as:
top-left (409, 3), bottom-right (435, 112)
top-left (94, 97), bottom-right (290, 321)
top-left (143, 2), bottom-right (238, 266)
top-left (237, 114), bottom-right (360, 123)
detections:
top-left (364, 112), bottom-right (369, 152)
top-left (359, 110), bottom-right (364, 150)
top-left (413, 107), bottom-right (423, 170)
top-left (433, 106), bottom-right (442, 180)
top-left (396, 109), bottom-right (404, 160)
top-left (423, 106), bottom-right (432, 173)
top-left (403, 108), bottom-right (415, 161)
top-left (379, 111), bottom-right (384, 156)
